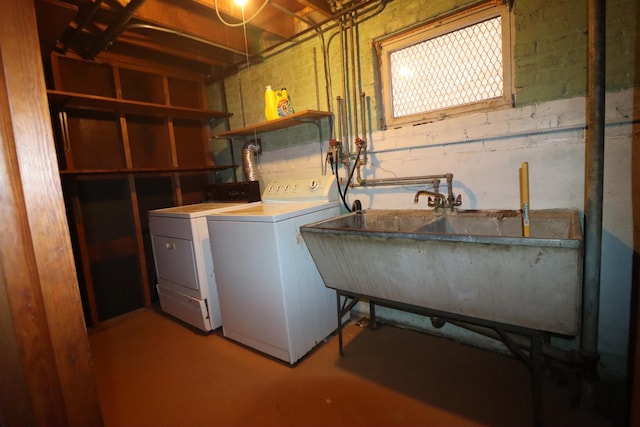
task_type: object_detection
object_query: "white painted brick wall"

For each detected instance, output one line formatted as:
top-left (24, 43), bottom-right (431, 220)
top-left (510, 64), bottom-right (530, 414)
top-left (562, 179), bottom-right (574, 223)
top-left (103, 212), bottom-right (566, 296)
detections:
top-left (253, 90), bottom-right (635, 376)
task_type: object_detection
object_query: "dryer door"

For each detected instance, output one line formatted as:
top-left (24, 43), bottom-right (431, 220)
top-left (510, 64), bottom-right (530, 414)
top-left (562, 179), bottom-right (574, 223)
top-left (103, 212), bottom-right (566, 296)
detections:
top-left (152, 235), bottom-right (199, 292)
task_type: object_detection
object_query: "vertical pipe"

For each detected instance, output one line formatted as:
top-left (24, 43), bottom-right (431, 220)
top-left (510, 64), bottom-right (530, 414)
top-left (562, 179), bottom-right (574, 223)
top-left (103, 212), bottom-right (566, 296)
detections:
top-left (342, 93), bottom-right (350, 160)
top-left (238, 80), bottom-right (246, 127)
top-left (319, 32), bottom-right (333, 115)
top-left (340, 16), bottom-right (351, 160)
top-left (336, 96), bottom-right (343, 141)
top-left (313, 47), bottom-right (321, 111)
top-left (349, 14), bottom-right (359, 140)
top-left (360, 92), bottom-right (367, 140)
top-left (582, 0), bottom-right (606, 357)
top-left (219, 81), bottom-right (237, 182)
top-left (337, 292), bottom-right (344, 357)
top-left (360, 92), bottom-right (368, 164)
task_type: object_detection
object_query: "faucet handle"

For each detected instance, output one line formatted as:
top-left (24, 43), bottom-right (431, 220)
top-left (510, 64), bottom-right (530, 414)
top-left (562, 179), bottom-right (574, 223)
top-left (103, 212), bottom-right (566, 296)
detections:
top-left (428, 195), bottom-right (447, 208)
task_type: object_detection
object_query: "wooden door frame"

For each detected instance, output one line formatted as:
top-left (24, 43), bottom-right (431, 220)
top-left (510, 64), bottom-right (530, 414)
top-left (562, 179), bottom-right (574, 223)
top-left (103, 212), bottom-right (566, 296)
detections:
top-left (0, 1), bottom-right (102, 426)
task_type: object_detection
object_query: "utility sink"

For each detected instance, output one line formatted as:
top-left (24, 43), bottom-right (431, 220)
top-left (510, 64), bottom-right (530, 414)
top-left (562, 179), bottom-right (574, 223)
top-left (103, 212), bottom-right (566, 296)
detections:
top-left (414, 209), bottom-right (580, 239)
top-left (325, 209), bottom-right (439, 232)
top-left (300, 209), bottom-right (584, 335)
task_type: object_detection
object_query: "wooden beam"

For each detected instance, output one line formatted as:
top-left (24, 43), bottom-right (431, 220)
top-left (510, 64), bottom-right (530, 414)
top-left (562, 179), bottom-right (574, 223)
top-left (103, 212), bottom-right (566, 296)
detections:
top-left (112, 31), bottom-right (242, 67)
top-left (34, 0), bottom-right (78, 56)
top-left (294, 0), bottom-right (333, 16)
top-left (190, 0), bottom-right (297, 40)
top-left (86, 0), bottom-right (147, 59)
top-left (0, 1), bottom-right (102, 426)
top-left (133, 0), bottom-right (251, 54)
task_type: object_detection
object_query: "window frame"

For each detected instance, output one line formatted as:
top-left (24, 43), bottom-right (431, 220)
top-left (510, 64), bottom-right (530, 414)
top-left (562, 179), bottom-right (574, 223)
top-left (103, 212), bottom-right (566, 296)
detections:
top-left (376, 2), bottom-right (514, 128)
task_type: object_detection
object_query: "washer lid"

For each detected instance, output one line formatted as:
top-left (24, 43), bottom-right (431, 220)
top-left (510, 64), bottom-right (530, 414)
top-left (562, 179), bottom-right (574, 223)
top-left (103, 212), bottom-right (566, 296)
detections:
top-left (149, 202), bottom-right (258, 219)
top-left (206, 201), bottom-right (339, 222)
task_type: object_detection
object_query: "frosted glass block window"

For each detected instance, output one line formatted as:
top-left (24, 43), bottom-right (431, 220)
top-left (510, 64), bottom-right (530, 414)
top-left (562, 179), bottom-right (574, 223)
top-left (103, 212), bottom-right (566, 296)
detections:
top-left (377, 3), bottom-right (513, 127)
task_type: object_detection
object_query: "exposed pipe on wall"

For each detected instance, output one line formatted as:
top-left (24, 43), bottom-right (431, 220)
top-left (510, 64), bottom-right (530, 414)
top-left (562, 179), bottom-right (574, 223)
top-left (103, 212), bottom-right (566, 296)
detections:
top-left (353, 174), bottom-right (448, 187)
top-left (339, 15), bottom-right (351, 159)
top-left (217, 81), bottom-right (238, 182)
top-left (254, 0), bottom-right (384, 60)
top-left (581, 0), bottom-right (606, 367)
top-left (349, 14), bottom-right (359, 141)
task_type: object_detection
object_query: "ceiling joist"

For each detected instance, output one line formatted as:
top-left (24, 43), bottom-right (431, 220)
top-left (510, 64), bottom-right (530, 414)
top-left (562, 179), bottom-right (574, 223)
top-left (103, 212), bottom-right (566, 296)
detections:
top-left (36, 0), bottom-right (345, 77)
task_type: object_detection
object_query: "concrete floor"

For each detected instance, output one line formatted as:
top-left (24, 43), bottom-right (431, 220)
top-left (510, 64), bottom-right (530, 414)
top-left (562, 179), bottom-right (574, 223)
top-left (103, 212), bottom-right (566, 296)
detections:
top-left (89, 308), bottom-right (616, 427)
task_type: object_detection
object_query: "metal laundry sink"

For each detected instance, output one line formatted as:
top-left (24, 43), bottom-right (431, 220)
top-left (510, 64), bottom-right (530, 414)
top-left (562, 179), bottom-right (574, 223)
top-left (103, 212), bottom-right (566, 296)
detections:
top-left (323, 209), bottom-right (440, 232)
top-left (414, 209), bottom-right (578, 238)
top-left (300, 209), bottom-right (584, 335)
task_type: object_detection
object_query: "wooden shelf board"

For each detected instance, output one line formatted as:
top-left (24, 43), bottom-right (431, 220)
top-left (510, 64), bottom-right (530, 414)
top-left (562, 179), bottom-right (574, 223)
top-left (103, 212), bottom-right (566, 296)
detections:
top-left (215, 110), bottom-right (332, 137)
top-left (48, 90), bottom-right (230, 120)
top-left (59, 165), bottom-right (235, 175)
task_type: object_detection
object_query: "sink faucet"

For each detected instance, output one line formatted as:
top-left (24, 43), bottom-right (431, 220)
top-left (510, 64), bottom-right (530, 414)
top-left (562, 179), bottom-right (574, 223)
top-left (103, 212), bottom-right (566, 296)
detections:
top-left (413, 174), bottom-right (462, 211)
top-left (414, 189), bottom-right (447, 209)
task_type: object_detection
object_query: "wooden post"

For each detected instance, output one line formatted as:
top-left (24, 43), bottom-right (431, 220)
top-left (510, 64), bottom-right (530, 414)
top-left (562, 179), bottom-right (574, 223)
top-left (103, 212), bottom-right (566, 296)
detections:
top-left (0, 1), bottom-right (103, 425)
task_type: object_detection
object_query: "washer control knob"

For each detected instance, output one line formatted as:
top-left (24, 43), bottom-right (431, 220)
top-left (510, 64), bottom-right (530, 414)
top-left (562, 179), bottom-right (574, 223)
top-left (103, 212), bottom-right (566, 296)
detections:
top-left (309, 180), bottom-right (319, 191)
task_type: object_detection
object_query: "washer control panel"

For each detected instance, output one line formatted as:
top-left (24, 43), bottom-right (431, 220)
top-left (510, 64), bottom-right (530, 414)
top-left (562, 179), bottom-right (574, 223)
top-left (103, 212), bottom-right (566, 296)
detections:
top-left (262, 176), bottom-right (338, 203)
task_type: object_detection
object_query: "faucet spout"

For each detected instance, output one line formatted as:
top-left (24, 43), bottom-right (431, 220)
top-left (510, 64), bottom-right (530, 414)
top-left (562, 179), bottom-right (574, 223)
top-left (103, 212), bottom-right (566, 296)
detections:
top-left (414, 190), bottom-right (438, 203)
top-left (414, 190), bottom-right (446, 207)
top-left (412, 174), bottom-right (462, 211)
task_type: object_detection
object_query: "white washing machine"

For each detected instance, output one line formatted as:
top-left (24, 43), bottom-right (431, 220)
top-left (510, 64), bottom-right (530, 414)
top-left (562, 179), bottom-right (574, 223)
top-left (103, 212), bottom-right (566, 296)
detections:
top-left (148, 182), bottom-right (260, 332)
top-left (206, 176), bottom-right (340, 364)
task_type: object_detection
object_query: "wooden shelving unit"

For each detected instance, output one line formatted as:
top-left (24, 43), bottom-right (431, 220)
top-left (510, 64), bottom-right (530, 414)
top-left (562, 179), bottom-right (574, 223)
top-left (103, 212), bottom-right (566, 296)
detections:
top-left (48, 53), bottom-right (236, 325)
top-left (48, 89), bottom-right (229, 121)
top-left (49, 54), bottom-right (331, 326)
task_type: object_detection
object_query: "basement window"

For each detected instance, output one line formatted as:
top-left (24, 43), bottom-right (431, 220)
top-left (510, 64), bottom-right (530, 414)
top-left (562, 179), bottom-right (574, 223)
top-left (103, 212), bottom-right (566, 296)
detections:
top-left (376, 2), bottom-right (513, 127)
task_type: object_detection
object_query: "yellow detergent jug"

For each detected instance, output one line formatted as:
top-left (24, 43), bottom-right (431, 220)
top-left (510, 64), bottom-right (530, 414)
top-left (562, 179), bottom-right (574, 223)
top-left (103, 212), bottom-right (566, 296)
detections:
top-left (264, 85), bottom-right (278, 121)
top-left (275, 88), bottom-right (294, 117)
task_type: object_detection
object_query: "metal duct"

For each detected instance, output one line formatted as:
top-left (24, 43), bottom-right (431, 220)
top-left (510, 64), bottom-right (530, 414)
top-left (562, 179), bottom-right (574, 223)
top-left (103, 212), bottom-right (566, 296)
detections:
top-left (242, 140), bottom-right (261, 182)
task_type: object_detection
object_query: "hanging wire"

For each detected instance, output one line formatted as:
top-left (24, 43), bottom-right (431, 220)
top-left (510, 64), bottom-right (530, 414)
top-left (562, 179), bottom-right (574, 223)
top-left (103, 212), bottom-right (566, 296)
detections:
top-left (239, 7), bottom-right (259, 140)
top-left (237, 5), bottom-right (261, 175)
top-left (240, 8), bottom-right (251, 71)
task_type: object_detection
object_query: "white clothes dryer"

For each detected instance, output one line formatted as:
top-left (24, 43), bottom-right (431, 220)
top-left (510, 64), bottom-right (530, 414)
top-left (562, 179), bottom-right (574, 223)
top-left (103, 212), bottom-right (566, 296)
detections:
top-left (149, 182), bottom-right (260, 332)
